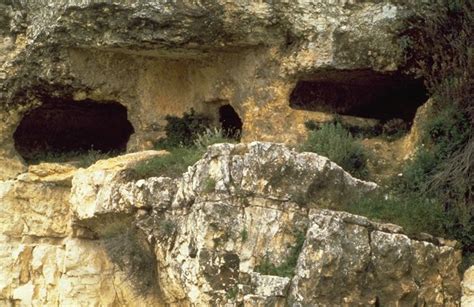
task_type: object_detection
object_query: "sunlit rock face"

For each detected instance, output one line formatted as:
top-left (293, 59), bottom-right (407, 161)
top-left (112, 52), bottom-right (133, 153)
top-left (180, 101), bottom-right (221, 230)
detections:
top-left (0, 1), bottom-right (462, 305)
top-left (1, 143), bottom-right (462, 306)
top-left (0, 0), bottom-right (430, 179)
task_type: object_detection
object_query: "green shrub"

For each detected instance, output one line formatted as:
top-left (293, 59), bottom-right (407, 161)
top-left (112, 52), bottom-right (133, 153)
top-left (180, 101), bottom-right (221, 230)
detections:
top-left (399, 0), bottom-right (473, 267)
top-left (157, 219), bottom-right (177, 238)
top-left (300, 122), bottom-right (369, 178)
top-left (160, 109), bottom-right (212, 148)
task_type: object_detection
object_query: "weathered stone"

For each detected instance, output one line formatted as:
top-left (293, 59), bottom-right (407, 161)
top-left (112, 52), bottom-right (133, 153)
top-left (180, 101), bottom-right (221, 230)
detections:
top-left (0, 142), bottom-right (464, 305)
top-left (463, 266), bottom-right (474, 307)
top-left (70, 150), bottom-right (166, 222)
top-left (0, 1), bottom-right (432, 180)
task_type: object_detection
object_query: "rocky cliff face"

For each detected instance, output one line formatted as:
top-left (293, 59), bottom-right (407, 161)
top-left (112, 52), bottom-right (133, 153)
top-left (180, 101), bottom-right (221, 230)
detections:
top-left (0, 142), bottom-right (464, 306)
top-left (0, 0), bottom-right (428, 179)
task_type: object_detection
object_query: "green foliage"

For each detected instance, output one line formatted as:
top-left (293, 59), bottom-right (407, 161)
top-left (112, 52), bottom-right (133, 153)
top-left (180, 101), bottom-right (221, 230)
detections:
top-left (133, 147), bottom-right (204, 179)
top-left (194, 127), bottom-right (234, 150)
top-left (203, 177), bottom-right (217, 193)
top-left (226, 286), bottom-right (239, 300)
top-left (161, 109), bottom-right (212, 147)
top-left (255, 230), bottom-right (305, 278)
top-left (422, 104), bottom-right (471, 160)
top-left (399, 0), bottom-right (473, 266)
top-left (240, 228), bottom-right (248, 242)
top-left (344, 191), bottom-right (445, 237)
top-left (300, 122), bottom-right (369, 178)
top-left (157, 219), bottom-right (177, 238)
top-left (135, 122), bottom-right (237, 179)
top-left (103, 226), bottom-right (157, 296)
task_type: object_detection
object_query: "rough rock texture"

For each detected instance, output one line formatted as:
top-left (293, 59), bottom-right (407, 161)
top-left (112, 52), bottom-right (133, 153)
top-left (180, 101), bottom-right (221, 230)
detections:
top-left (2, 142), bottom-right (462, 306)
top-left (0, 152), bottom-right (163, 306)
top-left (0, 0), bottom-right (430, 179)
top-left (0, 142), bottom-right (463, 305)
top-left (463, 266), bottom-right (474, 307)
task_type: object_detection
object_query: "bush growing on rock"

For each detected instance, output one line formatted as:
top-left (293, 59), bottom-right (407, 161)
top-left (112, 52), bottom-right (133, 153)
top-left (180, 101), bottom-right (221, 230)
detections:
top-left (160, 108), bottom-right (212, 147)
top-left (300, 122), bottom-right (369, 179)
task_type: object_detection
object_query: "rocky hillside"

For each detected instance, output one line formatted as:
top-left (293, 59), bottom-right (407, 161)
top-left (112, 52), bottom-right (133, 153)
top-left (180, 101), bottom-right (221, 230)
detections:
top-left (1, 0), bottom-right (429, 179)
top-left (0, 142), bottom-right (465, 305)
top-left (0, 1), bottom-right (472, 306)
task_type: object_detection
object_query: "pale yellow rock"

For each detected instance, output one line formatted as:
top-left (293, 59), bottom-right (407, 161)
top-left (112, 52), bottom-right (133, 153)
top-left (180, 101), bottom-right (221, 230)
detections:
top-left (462, 266), bottom-right (474, 307)
top-left (0, 179), bottom-right (71, 238)
top-left (70, 150), bottom-right (167, 221)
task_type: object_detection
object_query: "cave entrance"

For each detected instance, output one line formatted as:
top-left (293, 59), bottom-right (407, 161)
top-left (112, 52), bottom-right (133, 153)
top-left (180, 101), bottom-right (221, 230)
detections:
top-left (219, 104), bottom-right (243, 140)
top-left (289, 70), bottom-right (428, 123)
top-left (13, 99), bottom-right (135, 162)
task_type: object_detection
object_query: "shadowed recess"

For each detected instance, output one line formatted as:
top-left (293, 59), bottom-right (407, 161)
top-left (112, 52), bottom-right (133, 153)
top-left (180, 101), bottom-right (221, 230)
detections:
top-left (219, 104), bottom-right (243, 139)
top-left (289, 70), bottom-right (428, 122)
top-left (14, 98), bottom-right (134, 162)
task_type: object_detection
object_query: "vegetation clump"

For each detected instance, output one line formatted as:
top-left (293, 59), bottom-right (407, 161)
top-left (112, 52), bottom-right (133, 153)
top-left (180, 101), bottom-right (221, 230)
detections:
top-left (399, 0), bottom-right (473, 268)
top-left (346, 0), bottom-right (473, 271)
top-left (102, 225), bottom-right (157, 296)
top-left (255, 230), bottom-right (305, 278)
top-left (301, 121), bottom-right (369, 179)
top-left (134, 111), bottom-right (236, 179)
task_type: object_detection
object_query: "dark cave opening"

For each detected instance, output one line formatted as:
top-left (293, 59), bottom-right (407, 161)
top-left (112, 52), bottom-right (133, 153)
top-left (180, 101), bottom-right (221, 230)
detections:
top-left (289, 70), bottom-right (428, 123)
top-left (13, 98), bottom-right (135, 162)
top-left (219, 104), bottom-right (243, 140)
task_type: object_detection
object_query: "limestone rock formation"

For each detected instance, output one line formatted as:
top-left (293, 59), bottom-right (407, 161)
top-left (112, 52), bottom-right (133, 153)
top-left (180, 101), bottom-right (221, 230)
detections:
top-left (0, 142), bottom-right (463, 305)
top-left (463, 266), bottom-right (474, 307)
top-left (0, 0), bottom-right (430, 179)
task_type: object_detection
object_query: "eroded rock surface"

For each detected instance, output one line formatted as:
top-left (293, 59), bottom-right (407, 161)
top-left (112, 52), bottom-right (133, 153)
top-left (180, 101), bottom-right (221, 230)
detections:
top-left (0, 0), bottom-right (430, 179)
top-left (0, 142), bottom-right (463, 305)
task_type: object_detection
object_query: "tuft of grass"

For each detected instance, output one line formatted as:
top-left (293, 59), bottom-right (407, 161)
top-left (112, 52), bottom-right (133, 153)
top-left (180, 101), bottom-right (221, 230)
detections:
top-left (240, 228), bottom-right (248, 242)
top-left (133, 147), bottom-right (205, 179)
top-left (135, 126), bottom-right (237, 179)
top-left (300, 122), bottom-right (369, 178)
top-left (162, 108), bottom-right (212, 147)
top-left (203, 177), bottom-right (217, 193)
top-left (255, 230), bottom-right (305, 278)
top-left (194, 127), bottom-right (234, 150)
top-left (342, 191), bottom-right (445, 237)
top-left (102, 226), bottom-right (157, 296)
top-left (226, 286), bottom-right (239, 300)
top-left (157, 219), bottom-right (177, 238)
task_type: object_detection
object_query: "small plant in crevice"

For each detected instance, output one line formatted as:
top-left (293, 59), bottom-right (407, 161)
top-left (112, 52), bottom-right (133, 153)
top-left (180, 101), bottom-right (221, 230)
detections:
top-left (240, 227), bottom-right (248, 242)
top-left (300, 121), bottom-right (370, 179)
top-left (226, 285), bottom-right (239, 300)
top-left (157, 219), bottom-right (177, 239)
top-left (102, 225), bottom-right (158, 297)
top-left (203, 177), bottom-right (217, 193)
top-left (255, 230), bottom-right (306, 278)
